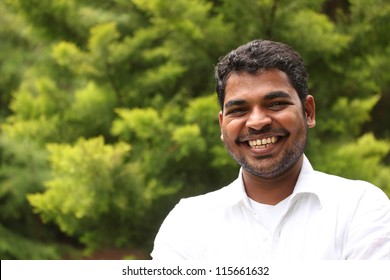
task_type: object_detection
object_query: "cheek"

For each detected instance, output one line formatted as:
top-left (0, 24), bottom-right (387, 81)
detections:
top-left (279, 110), bottom-right (306, 127)
top-left (222, 119), bottom-right (243, 138)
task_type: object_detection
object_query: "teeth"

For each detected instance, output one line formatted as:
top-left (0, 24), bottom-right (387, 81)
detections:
top-left (248, 137), bottom-right (278, 148)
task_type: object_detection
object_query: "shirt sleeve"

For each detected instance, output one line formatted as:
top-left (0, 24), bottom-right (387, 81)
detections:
top-left (150, 199), bottom-right (194, 260)
top-left (342, 183), bottom-right (390, 259)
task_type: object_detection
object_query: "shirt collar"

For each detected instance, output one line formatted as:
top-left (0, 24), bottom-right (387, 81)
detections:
top-left (290, 155), bottom-right (323, 207)
top-left (223, 155), bottom-right (322, 207)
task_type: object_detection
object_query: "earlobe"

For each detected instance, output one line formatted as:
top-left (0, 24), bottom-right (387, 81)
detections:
top-left (307, 116), bottom-right (316, 128)
top-left (218, 111), bottom-right (224, 141)
top-left (305, 95), bottom-right (316, 128)
top-left (218, 111), bottom-right (223, 126)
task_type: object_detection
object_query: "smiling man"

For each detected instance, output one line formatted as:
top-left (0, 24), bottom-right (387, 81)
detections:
top-left (151, 39), bottom-right (390, 260)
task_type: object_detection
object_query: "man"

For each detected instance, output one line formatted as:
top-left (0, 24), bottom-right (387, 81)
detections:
top-left (151, 39), bottom-right (390, 260)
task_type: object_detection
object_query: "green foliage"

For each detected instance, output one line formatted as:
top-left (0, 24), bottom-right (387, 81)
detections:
top-left (10, 77), bottom-right (67, 120)
top-left (28, 137), bottom-right (144, 252)
top-left (172, 124), bottom-right (206, 159)
top-left (310, 133), bottom-right (390, 194)
top-left (0, 1), bottom-right (37, 117)
top-left (279, 9), bottom-right (350, 61)
top-left (1, 0), bottom-right (389, 259)
top-left (64, 82), bottom-right (116, 138)
top-left (318, 95), bottom-right (380, 138)
top-left (112, 108), bottom-right (164, 142)
top-left (0, 120), bottom-right (57, 259)
top-left (0, 223), bottom-right (61, 259)
top-left (112, 96), bottom-right (235, 198)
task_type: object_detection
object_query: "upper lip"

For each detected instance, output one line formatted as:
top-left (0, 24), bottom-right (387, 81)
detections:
top-left (238, 133), bottom-right (286, 143)
top-left (242, 134), bottom-right (279, 141)
top-left (236, 127), bottom-right (289, 145)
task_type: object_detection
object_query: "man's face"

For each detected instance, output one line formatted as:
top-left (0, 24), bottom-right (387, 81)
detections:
top-left (219, 69), bottom-right (316, 179)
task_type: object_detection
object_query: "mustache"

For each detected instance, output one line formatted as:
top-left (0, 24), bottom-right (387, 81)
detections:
top-left (236, 126), bottom-right (289, 142)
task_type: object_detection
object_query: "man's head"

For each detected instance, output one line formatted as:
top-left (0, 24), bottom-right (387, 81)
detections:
top-left (215, 39), bottom-right (308, 111)
top-left (216, 39), bottom-right (315, 179)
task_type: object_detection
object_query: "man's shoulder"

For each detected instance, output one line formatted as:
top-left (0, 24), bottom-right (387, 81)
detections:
top-left (176, 179), bottom-right (242, 213)
top-left (312, 169), bottom-right (388, 202)
top-left (314, 169), bottom-right (376, 189)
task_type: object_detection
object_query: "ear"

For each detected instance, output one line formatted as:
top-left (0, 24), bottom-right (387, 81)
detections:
top-left (304, 95), bottom-right (316, 128)
top-left (219, 111), bottom-right (224, 141)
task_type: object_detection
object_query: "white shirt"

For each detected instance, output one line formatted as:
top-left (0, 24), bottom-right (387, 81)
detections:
top-left (151, 156), bottom-right (390, 260)
top-left (249, 196), bottom-right (290, 234)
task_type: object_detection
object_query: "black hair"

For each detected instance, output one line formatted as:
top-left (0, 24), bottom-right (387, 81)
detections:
top-left (215, 39), bottom-right (308, 110)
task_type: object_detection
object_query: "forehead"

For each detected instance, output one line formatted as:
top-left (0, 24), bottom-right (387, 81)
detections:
top-left (224, 69), bottom-right (298, 104)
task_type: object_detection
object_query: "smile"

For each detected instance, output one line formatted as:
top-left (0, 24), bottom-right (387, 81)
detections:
top-left (247, 136), bottom-right (279, 149)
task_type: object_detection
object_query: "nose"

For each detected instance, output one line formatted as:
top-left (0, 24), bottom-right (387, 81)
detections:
top-left (246, 107), bottom-right (272, 130)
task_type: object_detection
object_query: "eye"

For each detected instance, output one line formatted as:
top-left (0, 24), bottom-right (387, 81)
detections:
top-left (269, 101), bottom-right (290, 111)
top-left (225, 107), bottom-right (247, 116)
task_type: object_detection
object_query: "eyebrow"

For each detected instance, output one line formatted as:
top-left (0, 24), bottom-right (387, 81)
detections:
top-left (263, 91), bottom-right (292, 100)
top-left (223, 91), bottom-right (292, 110)
top-left (224, 99), bottom-right (247, 110)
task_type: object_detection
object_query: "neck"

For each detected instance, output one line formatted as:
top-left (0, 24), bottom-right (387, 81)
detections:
top-left (243, 156), bottom-right (304, 205)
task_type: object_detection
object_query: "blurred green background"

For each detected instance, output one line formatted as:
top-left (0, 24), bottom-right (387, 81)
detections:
top-left (0, 0), bottom-right (389, 259)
